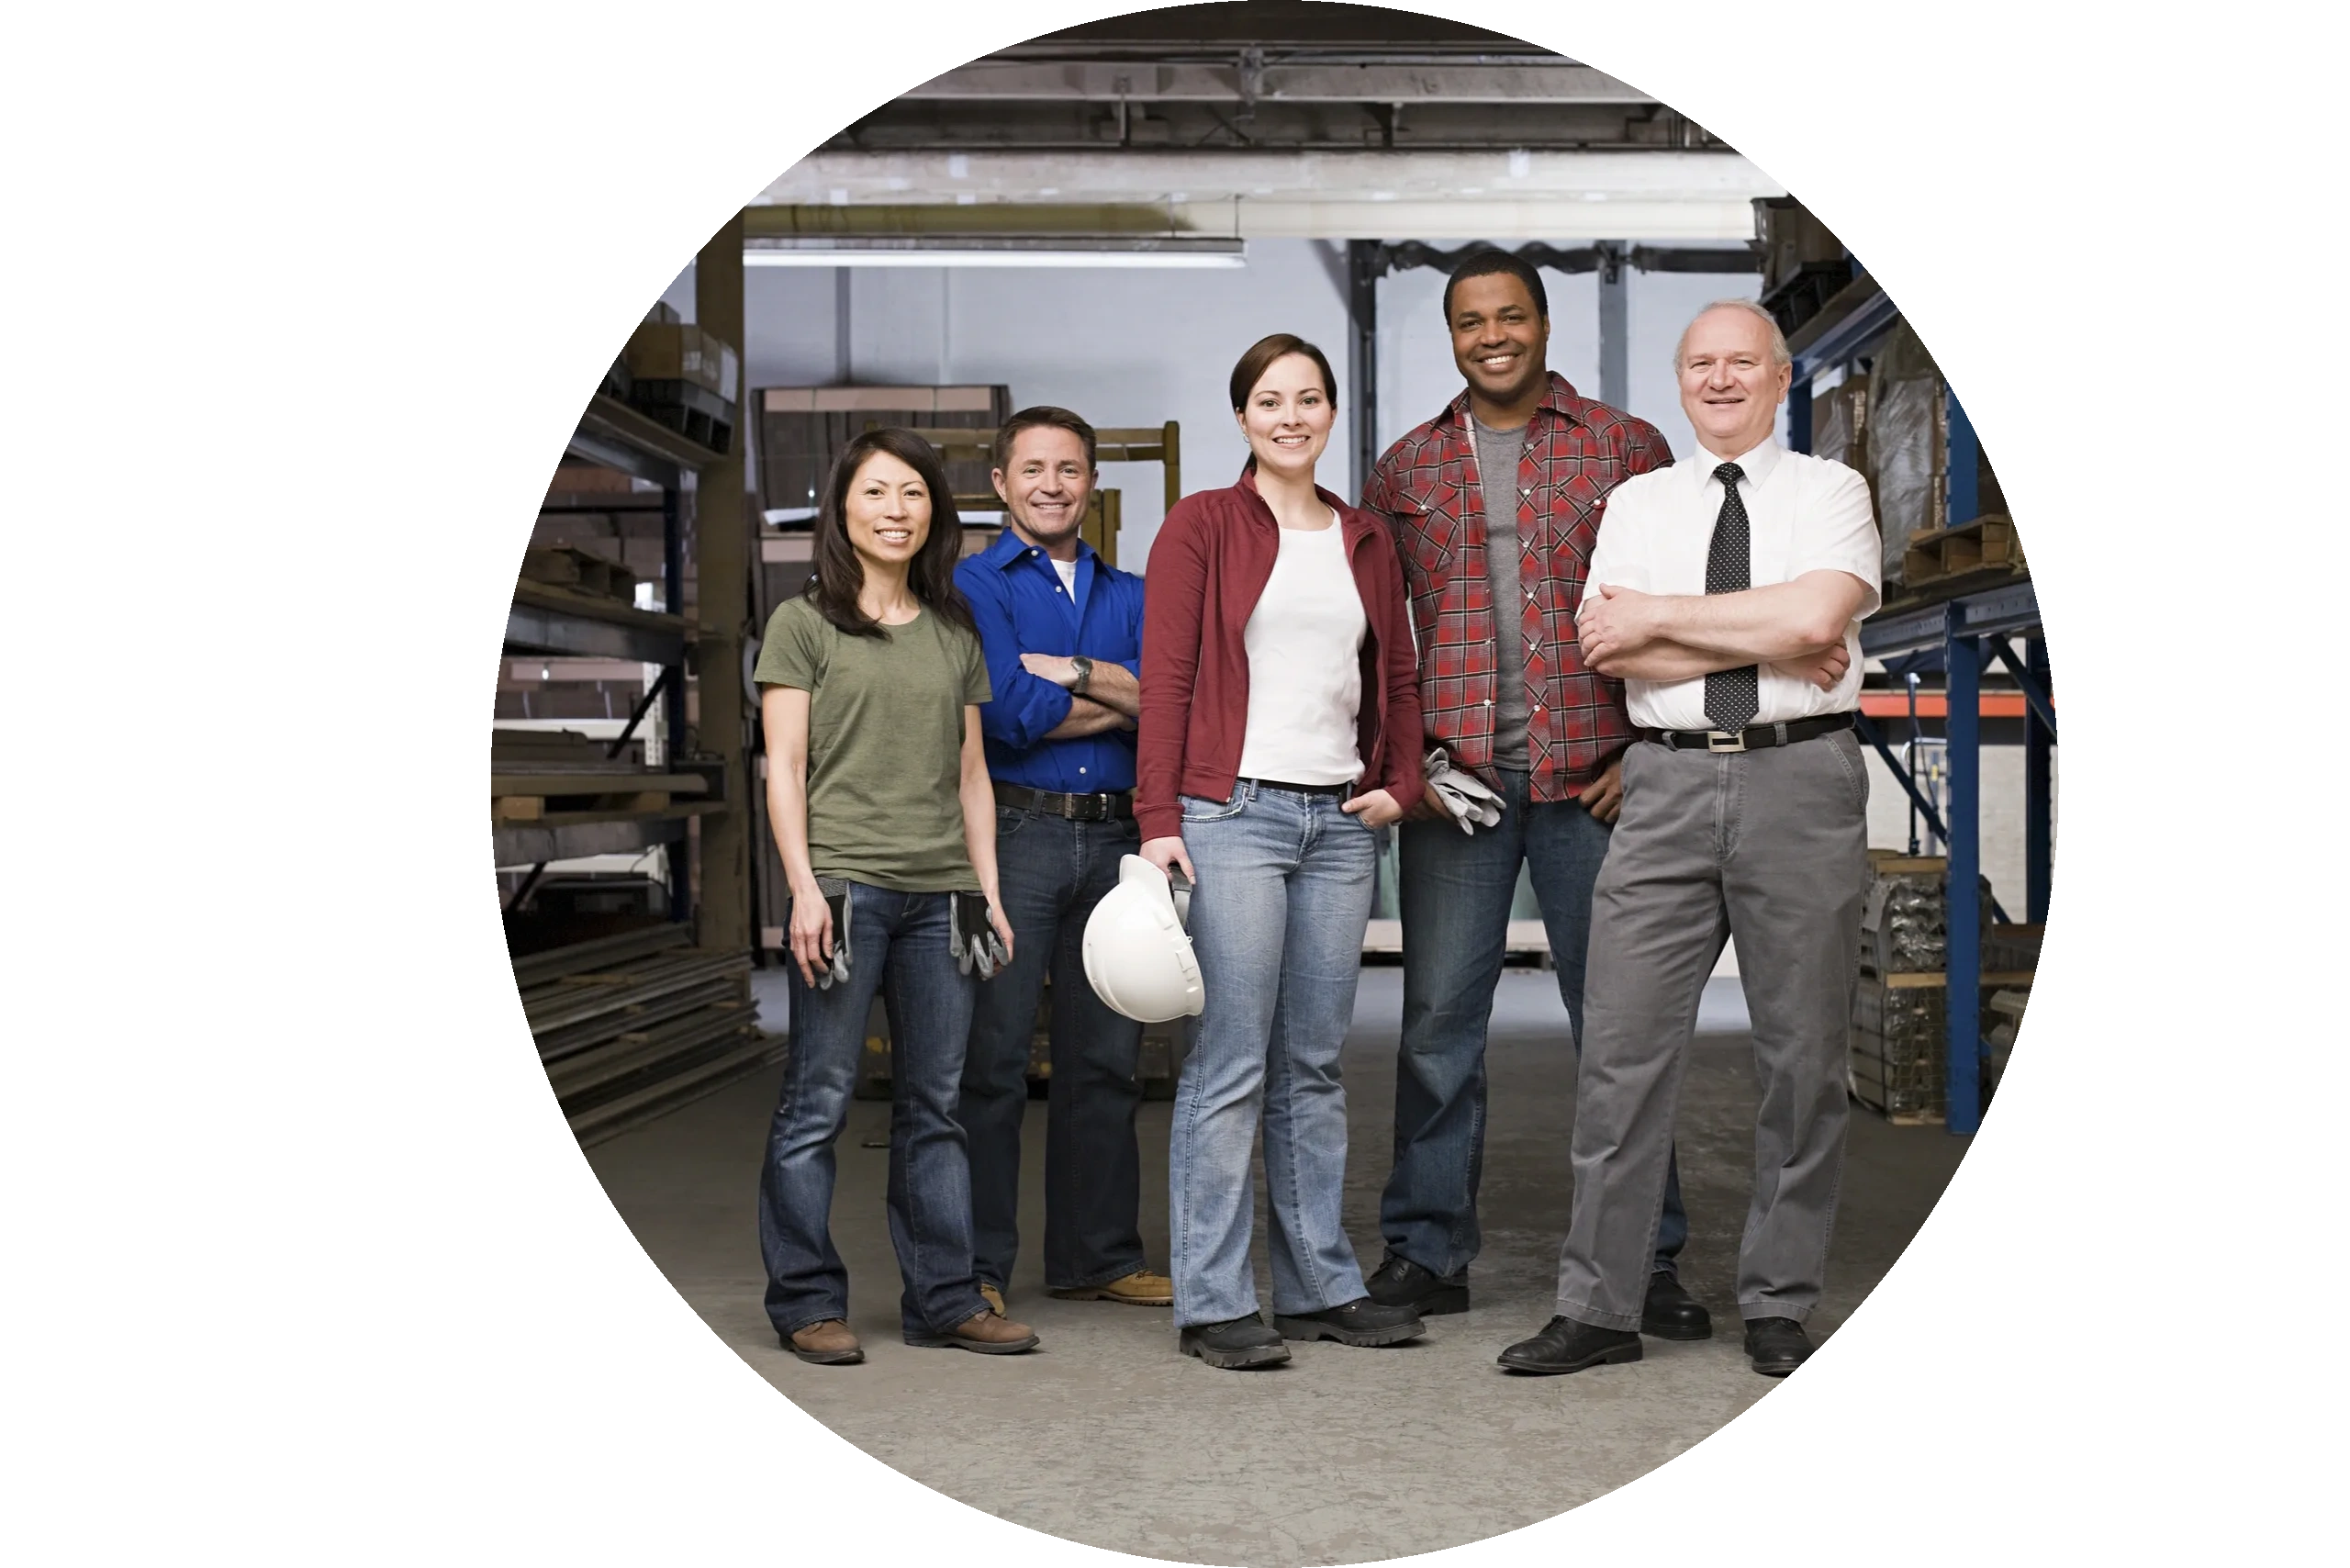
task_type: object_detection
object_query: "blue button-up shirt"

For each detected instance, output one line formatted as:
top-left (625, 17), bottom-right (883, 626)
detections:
top-left (954, 525), bottom-right (1146, 794)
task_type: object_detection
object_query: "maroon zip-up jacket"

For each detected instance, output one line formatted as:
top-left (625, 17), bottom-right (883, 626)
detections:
top-left (1136, 465), bottom-right (1426, 843)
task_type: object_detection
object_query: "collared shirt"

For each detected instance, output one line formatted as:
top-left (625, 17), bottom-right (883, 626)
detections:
top-left (1584, 436), bottom-right (1881, 730)
top-left (1362, 371), bottom-right (1674, 801)
top-left (954, 525), bottom-right (1146, 794)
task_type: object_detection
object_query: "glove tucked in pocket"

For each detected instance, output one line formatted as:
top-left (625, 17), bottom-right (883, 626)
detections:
top-left (949, 891), bottom-right (1012, 980)
top-left (811, 876), bottom-right (852, 990)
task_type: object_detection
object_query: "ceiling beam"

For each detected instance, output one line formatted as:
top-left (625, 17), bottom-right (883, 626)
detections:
top-left (903, 61), bottom-right (1651, 105)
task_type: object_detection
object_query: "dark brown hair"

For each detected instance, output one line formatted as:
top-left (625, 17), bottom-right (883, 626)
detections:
top-left (993, 405), bottom-right (1097, 471)
top-left (1227, 333), bottom-right (1337, 412)
top-left (806, 429), bottom-right (977, 641)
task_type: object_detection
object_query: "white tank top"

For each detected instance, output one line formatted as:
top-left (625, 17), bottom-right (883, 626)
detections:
top-left (1233, 519), bottom-right (1367, 786)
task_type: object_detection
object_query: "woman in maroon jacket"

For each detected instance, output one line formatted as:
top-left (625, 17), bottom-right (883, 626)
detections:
top-left (1136, 333), bottom-right (1427, 1370)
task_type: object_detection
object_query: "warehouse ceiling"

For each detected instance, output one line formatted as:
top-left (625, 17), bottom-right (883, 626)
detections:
top-left (755, 3), bottom-right (1781, 241)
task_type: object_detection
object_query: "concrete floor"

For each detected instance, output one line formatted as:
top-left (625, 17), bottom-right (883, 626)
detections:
top-left (588, 966), bottom-right (1966, 1566)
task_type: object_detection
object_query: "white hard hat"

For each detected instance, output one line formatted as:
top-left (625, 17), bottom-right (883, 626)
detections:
top-left (1082, 856), bottom-right (1205, 1024)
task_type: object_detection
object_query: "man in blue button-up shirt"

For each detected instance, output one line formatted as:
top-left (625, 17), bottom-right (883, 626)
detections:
top-left (953, 407), bottom-right (1169, 1312)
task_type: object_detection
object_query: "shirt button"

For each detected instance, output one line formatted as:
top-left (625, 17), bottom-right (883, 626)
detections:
top-left (1533, 705), bottom-right (1544, 713)
top-left (1079, 767), bottom-right (1087, 775)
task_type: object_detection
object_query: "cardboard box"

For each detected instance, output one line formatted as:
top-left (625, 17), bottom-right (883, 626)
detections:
top-left (1752, 196), bottom-right (1846, 293)
top-left (625, 321), bottom-right (716, 391)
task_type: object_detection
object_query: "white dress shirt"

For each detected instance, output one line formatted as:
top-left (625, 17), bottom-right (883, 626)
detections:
top-left (1584, 437), bottom-right (1880, 730)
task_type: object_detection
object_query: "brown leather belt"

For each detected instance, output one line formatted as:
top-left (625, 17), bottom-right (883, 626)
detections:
top-left (992, 780), bottom-right (1135, 822)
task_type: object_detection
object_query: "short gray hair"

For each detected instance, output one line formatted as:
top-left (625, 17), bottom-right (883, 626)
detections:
top-left (1672, 298), bottom-right (1793, 374)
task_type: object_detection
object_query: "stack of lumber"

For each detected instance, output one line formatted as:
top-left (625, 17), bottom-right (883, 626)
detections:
top-left (490, 728), bottom-right (702, 823)
top-left (513, 925), bottom-right (779, 1146)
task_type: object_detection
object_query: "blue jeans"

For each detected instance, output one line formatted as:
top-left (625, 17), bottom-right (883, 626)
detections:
top-left (957, 808), bottom-right (1147, 1293)
top-left (759, 883), bottom-right (991, 1342)
top-left (1169, 782), bottom-right (1381, 1328)
top-left (1382, 766), bottom-right (1690, 1280)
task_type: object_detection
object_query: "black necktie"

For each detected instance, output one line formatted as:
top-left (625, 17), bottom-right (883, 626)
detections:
top-left (1704, 462), bottom-right (1759, 733)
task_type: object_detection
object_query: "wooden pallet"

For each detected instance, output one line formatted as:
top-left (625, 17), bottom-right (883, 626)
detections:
top-left (519, 544), bottom-right (637, 604)
top-left (490, 770), bottom-right (707, 823)
top-left (629, 379), bottom-right (736, 456)
top-left (1902, 514), bottom-right (2020, 588)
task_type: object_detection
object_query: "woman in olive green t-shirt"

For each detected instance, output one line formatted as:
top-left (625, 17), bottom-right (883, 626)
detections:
top-left (751, 429), bottom-right (1035, 1365)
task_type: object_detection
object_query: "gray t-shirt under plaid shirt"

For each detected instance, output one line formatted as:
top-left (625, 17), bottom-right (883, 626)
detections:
top-left (1473, 415), bottom-right (1531, 772)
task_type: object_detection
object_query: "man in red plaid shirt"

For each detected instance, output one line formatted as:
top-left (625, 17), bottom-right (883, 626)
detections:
top-left (1359, 250), bottom-right (1708, 1341)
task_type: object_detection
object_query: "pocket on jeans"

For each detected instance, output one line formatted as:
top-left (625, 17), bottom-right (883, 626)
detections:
top-left (1179, 790), bottom-right (1246, 824)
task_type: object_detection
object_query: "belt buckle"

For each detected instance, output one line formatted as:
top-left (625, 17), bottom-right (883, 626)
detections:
top-left (1706, 730), bottom-right (1747, 754)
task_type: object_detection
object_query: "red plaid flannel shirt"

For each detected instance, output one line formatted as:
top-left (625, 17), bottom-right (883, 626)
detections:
top-left (1361, 372), bottom-right (1675, 801)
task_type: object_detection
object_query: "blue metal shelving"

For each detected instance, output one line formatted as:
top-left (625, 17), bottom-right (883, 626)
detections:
top-left (1793, 287), bottom-right (2053, 1136)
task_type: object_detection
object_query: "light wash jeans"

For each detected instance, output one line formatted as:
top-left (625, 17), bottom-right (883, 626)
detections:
top-left (1169, 781), bottom-right (1381, 1328)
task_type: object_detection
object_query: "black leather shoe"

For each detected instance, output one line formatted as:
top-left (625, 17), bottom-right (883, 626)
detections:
top-left (1274, 1297), bottom-right (1427, 1347)
top-left (1496, 1316), bottom-right (1643, 1375)
top-left (1742, 1316), bottom-right (1814, 1377)
top-left (1640, 1271), bottom-right (1713, 1341)
top-left (1365, 1254), bottom-right (1471, 1316)
top-left (1180, 1315), bottom-right (1292, 1370)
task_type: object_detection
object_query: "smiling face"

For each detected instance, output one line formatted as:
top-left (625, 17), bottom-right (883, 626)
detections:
top-left (1236, 352), bottom-right (1335, 481)
top-left (992, 424), bottom-right (1093, 555)
top-left (1675, 305), bottom-right (1793, 459)
top-left (1449, 271), bottom-right (1550, 410)
top-left (841, 448), bottom-right (933, 571)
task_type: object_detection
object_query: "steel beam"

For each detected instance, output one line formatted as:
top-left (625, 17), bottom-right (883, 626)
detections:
top-left (1596, 241), bottom-right (1628, 409)
top-left (2025, 634), bottom-right (2053, 924)
top-left (901, 61), bottom-right (1655, 105)
top-left (1348, 240), bottom-right (1382, 500)
top-left (503, 596), bottom-right (686, 665)
top-left (1944, 610), bottom-right (1983, 1136)
top-left (492, 811), bottom-right (696, 870)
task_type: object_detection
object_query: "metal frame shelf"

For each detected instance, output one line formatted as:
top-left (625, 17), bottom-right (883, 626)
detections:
top-left (1793, 289), bottom-right (2053, 1137)
top-left (500, 395), bottom-right (727, 920)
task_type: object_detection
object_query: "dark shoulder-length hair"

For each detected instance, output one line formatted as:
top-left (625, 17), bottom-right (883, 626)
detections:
top-left (806, 427), bottom-right (977, 640)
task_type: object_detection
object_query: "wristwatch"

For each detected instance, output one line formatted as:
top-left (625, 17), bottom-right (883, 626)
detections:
top-left (1069, 655), bottom-right (1094, 697)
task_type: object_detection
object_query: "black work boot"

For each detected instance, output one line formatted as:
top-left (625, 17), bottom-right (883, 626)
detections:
top-left (1273, 1297), bottom-right (1427, 1347)
top-left (1180, 1314), bottom-right (1292, 1370)
top-left (1365, 1254), bottom-right (1471, 1316)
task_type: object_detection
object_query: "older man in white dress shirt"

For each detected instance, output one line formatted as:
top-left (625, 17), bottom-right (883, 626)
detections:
top-left (1498, 298), bottom-right (1880, 1380)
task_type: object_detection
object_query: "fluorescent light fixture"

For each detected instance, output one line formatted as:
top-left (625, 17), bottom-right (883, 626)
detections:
top-left (744, 237), bottom-right (1246, 269)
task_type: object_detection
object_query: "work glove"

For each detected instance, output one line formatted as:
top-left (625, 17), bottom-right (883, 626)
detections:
top-left (1425, 747), bottom-right (1505, 834)
top-left (811, 876), bottom-right (852, 991)
top-left (950, 891), bottom-right (1012, 980)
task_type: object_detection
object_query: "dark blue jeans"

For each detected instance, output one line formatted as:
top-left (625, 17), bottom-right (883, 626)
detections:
top-left (1381, 766), bottom-right (1690, 1280)
top-left (957, 807), bottom-right (1147, 1293)
top-left (759, 883), bottom-right (990, 1342)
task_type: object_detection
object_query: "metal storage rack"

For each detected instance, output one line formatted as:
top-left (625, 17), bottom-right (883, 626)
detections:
top-left (497, 393), bottom-right (723, 916)
top-left (1788, 278), bottom-right (2054, 1137)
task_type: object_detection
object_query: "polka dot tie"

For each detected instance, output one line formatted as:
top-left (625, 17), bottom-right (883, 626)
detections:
top-left (1704, 462), bottom-right (1760, 733)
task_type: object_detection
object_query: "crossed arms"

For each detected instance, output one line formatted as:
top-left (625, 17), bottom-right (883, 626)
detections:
top-left (1573, 570), bottom-right (1874, 691)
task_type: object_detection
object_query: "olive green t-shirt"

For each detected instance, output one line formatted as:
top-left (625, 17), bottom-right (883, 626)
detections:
top-left (753, 596), bottom-right (992, 892)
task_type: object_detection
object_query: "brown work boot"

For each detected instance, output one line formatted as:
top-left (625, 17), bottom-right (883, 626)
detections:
top-left (784, 1319), bottom-right (864, 1365)
top-left (1048, 1270), bottom-right (1174, 1306)
top-left (978, 1282), bottom-right (1006, 1316)
top-left (908, 1311), bottom-right (1040, 1354)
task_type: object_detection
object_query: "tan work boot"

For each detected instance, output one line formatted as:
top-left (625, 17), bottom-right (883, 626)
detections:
top-left (978, 1282), bottom-right (1006, 1316)
top-left (785, 1319), bottom-right (864, 1365)
top-left (1049, 1269), bottom-right (1174, 1306)
top-left (908, 1311), bottom-right (1040, 1354)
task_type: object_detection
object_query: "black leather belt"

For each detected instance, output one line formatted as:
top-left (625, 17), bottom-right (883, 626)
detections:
top-left (1642, 711), bottom-right (1855, 754)
top-left (1243, 777), bottom-right (1351, 799)
top-left (993, 780), bottom-right (1134, 822)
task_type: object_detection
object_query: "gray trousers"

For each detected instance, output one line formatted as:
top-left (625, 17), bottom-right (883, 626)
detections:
top-left (1553, 726), bottom-right (1870, 1329)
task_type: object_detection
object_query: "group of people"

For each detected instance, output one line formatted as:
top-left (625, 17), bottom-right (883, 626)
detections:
top-left (751, 248), bottom-right (1881, 1381)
